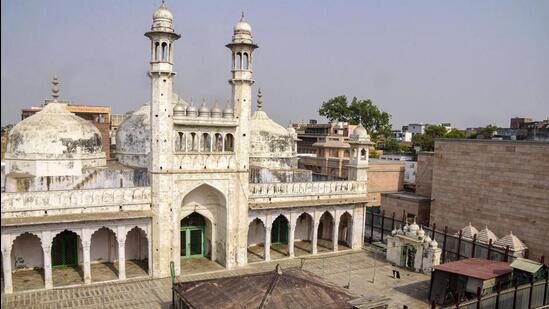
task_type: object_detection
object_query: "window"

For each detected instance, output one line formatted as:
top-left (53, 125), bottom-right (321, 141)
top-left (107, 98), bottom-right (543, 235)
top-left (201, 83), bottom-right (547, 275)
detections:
top-left (214, 133), bottom-right (223, 152)
top-left (224, 134), bottom-right (234, 152)
top-left (189, 132), bottom-right (198, 151)
top-left (201, 133), bottom-right (211, 152)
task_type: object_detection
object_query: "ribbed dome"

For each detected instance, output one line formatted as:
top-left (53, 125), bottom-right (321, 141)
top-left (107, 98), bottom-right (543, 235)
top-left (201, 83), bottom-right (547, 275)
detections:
top-left (116, 93), bottom-right (185, 168)
top-left (153, 3), bottom-right (173, 20)
top-left (6, 103), bottom-right (103, 160)
top-left (249, 89), bottom-right (297, 170)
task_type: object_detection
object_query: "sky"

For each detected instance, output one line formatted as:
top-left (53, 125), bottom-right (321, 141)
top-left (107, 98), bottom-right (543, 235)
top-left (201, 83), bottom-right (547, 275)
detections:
top-left (1, 0), bottom-right (548, 129)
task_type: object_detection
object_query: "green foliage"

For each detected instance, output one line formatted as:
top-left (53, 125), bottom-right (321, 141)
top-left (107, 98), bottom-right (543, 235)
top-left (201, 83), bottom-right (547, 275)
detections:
top-left (413, 125), bottom-right (466, 151)
top-left (445, 128), bottom-right (466, 139)
top-left (318, 96), bottom-right (392, 140)
top-left (469, 124), bottom-right (498, 139)
top-left (383, 139), bottom-right (402, 153)
top-left (369, 148), bottom-right (380, 159)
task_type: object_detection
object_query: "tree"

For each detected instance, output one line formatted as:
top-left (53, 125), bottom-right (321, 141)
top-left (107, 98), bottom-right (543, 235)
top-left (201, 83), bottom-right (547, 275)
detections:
top-left (412, 125), bottom-right (448, 151)
top-left (384, 139), bottom-right (402, 153)
top-left (318, 96), bottom-right (392, 140)
top-left (469, 125), bottom-right (498, 139)
top-left (445, 128), bottom-right (466, 139)
top-left (412, 126), bottom-right (468, 151)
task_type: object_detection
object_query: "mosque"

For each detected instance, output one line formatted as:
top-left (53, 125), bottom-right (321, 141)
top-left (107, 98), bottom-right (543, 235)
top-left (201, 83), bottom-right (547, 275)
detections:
top-left (0, 3), bottom-right (372, 293)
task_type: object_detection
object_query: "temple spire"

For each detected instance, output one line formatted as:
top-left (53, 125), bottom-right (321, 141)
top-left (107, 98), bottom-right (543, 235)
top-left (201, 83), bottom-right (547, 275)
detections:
top-left (257, 88), bottom-right (263, 111)
top-left (51, 74), bottom-right (60, 101)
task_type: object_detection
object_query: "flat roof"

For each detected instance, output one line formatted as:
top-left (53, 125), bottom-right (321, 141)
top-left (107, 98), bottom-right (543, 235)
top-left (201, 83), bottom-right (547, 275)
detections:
top-left (434, 138), bottom-right (549, 145)
top-left (1, 210), bottom-right (151, 227)
top-left (381, 192), bottom-right (431, 202)
top-left (433, 258), bottom-right (512, 280)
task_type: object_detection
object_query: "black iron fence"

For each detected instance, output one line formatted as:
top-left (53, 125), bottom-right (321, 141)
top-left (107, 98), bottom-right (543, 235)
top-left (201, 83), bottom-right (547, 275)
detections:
top-left (365, 210), bottom-right (524, 263)
top-left (438, 277), bottom-right (549, 309)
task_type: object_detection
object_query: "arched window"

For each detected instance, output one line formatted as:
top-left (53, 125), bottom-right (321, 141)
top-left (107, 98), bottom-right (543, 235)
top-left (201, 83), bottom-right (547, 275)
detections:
top-left (178, 132), bottom-right (185, 151)
top-left (243, 53), bottom-right (249, 70)
top-left (236, 52), bottom-right (242, 70)
top-left (224, 133), bottom-right (234, 152)
top-left (154, 42), bottom-right (160, 61)
top-left (214, 133), bottom-right (223, 152)
top-left (360, 148), bottom-right (367, 160)
top-left (201, 133), bottom-right (211, 152)
top-left (189, 132), bottom-right (198, 152)
top-left (161, 42), bottom-right (168, 62)
top-left (168, 43), bottom-right (172, 62)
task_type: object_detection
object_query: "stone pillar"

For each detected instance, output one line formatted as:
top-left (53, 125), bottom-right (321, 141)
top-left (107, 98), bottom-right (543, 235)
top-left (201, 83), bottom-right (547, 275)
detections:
top-left (312, 222), bottom-right (319, 255)
top-left (148, 225), bottom-right (153, 276)
top-left (43, 245), bottom-right (53, 289)
top-left (117, 229), bottom-right (126, 280)
top-left (1, 248), bottom-right (13, 294)
top-left (83, 240), bottom-right (91, 284)
top-left (264, 226), bottom-right (272, 262)
top-left (333, 217), bottom-right (340, 252)
top-left (288, 224), bottom-right (295, 258)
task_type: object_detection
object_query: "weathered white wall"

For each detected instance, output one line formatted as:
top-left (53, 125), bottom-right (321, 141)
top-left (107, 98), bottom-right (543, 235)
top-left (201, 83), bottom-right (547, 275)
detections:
top-left (125, 228), bottom-right (148, 260)
top-left (294, 215), bottom-right (313, 241)
top-left (91, 228), bottom-right (118, 263)
top-left (11, 233), bottom-right (43, 270)
top-left (247, 219), bottom-right (265, 246)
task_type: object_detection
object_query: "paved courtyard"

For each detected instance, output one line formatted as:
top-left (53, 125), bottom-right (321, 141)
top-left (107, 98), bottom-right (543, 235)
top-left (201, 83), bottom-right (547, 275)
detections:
top-left (1, 248), bottom-right (431, 309)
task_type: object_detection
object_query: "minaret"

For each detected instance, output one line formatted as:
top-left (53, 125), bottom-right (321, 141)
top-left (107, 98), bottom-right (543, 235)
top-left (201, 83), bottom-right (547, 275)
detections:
top-left (144, 2), bottom-right (180, 278)
top-left (226, 12), bottom-right (258, 170)
top-left (348, 124), bottom-right (374, 181)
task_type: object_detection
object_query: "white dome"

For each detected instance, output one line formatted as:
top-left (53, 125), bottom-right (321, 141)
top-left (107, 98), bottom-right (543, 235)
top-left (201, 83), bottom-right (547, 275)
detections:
top-left (409, 221), bottom-right (420, 233)
top-left (5, 102), bottom-right (106, 177)
top-left (249, 90), bottom-right (297, 170)
top-left (7, 103), bottom-right (103, 160)
top-left (153, 4), bottom-right (173, 20)
top-left (234, 20), bottom-right (252, 33)
top-left (116, 93), bottom-right (185, 168)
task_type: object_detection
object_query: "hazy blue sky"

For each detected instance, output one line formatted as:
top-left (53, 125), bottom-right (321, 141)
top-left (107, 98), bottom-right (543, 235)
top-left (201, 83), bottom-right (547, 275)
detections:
top-left (2, 0), bottom-right (548, 129)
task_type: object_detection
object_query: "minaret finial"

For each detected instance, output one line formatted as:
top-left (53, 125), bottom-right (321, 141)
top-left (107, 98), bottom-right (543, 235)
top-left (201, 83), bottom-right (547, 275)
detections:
top-left (257, 88), bottom-right (263, 111)
top-left (51, 74), bottom-right (60, 100)
top-left (241, 11), bottom-right (245, 20)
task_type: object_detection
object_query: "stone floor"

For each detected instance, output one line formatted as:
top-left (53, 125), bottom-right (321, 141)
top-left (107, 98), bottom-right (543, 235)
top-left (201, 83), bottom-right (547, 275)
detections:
top-left (5, 260), bottom-right (149, 292)
top-left (1, 248), bottom-right (431, 309)
top-left (247, 239), bottom-right (352, 263)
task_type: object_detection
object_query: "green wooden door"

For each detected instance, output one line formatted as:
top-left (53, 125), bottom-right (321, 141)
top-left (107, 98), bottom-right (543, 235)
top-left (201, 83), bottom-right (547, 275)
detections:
top-left (180, 226), bottom-right (205, 258)
top-left (52, 231), bottom-right (78, 267)
top-left (271, 217), bottom-right (289, 244)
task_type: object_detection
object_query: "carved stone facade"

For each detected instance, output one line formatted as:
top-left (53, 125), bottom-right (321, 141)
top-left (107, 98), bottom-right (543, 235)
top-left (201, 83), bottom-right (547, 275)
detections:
top-left (0, 4), bottom-right (372, 294)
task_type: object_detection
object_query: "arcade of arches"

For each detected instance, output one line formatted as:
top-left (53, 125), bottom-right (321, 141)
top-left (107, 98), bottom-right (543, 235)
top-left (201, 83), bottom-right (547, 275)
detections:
top-left (1, 221), bottom-right (150, 293)
top-left (247, 209), bottom-right (355, 263)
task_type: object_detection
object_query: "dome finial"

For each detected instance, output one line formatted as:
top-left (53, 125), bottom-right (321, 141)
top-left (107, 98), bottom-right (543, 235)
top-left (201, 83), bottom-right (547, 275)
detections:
top-left (257, 88), bottom-right (263, 111)
top-left (241, 11), bottom-right (245, 21)
top-left (51, 74), bottom-right (60, 101)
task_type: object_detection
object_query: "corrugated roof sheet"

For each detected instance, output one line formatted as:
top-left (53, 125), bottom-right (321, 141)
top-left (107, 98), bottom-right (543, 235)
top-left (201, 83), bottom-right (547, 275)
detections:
top-left (173, 267), bottom-right (357, 309)
top-left (433, 258), bottom-right (512, 280)
top-left (510, 258), bottom-right (544, 274)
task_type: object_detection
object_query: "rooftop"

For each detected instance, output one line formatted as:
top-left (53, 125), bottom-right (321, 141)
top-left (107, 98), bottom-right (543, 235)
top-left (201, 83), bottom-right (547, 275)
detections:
top-left (432, 258), bottom-right (512, 280)
top-left (173, 266), bottom-right (357, 309)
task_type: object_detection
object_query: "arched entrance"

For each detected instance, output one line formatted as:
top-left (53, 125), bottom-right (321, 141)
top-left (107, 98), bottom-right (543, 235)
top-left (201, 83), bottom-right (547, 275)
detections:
top-left (271, 215), bottom-right (289, 244)
top-left (11, 233), bottom-right (44, 291)
top-left (270, 215), bottom-right (289, 258)
top-left (294, 213), bottom-right (314, 255)
top-left (125, 227), bottom-right (149, 278)
top-left (52, 230), bottom-right (83, 287)
top-left (247, 218), bottom-right (266, 263)
top-left (178, 183), bottom-right (226, 273)
top-left (338, 212), bottom-right (353, 249)
top-left (90, 227), bottom-right (118, 282)
top-left (180, 212), bottom-right (209, 259)
top-left (317, 212), bottom-right (334, 253)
